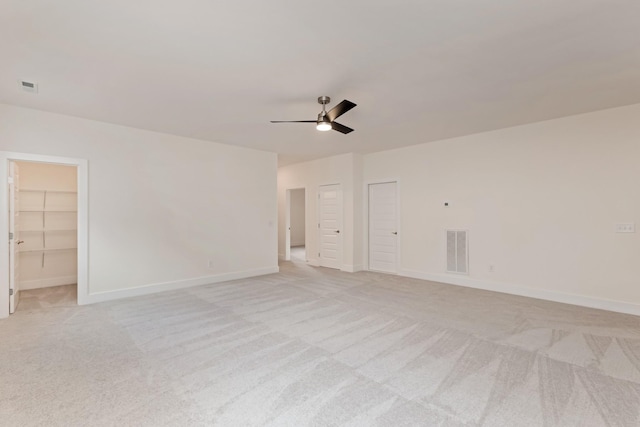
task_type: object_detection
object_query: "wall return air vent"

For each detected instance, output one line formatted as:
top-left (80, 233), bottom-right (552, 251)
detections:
top-left (446, 229), bottom-right (468, 274)
top-left (20, 80), bottom-right (38, 93)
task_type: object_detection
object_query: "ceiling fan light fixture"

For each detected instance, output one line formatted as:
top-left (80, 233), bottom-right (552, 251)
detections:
top-left (316, 121), bottom-right (332, 131)
top-left (316, 113), bottom-right (332, 131)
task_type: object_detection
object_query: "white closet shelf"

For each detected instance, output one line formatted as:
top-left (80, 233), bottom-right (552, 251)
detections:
top-left (17, 188), bottom-right (78, 272)
top-left (19, 248), bottom-right (77, 253)
top-left (19, 210), bottom-right (77, 213)
top-left (20, 189), bottom-right (77, 193)
top-left (21, 229), bottom-right (77, 233)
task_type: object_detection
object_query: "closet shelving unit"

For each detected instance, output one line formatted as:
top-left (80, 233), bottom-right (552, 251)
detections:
top-left (18, 189), bottom-right (77, 268)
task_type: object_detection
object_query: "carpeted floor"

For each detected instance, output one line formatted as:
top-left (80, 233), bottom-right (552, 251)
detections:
top-left (290, 245), bottom-right (306, 263)
top-left (2, 262), bottom-right (640, 426)
top-left (16, 284), bottom-right (77, 311)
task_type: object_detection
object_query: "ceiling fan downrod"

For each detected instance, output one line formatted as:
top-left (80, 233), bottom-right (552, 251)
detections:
top-left (316, 96), bottom-right (332, 131)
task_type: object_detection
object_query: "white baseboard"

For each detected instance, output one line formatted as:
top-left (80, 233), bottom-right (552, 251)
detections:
top-left (400, 269), bottom-right (640, 317)
top-left (83, 266), bottom-right (280, 305)
top-left (342, 264), bottom-right (363, 273)
top-left (20, 276), bottom-right (77, 290)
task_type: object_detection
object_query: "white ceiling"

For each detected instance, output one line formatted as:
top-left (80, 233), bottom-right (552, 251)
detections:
top-left (2, 1), bottom-right (639, 166)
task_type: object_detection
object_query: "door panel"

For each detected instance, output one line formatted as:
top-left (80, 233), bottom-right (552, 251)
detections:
top-left (369, 182), bottom-right (398, 273)
top-left (9, 161), bottom-right (20, 313)
top-left (318, 184), bottom-right (341, 269)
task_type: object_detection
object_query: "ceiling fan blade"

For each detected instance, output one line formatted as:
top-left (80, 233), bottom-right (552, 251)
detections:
top-left (270, 120), bottom-right (316, 123)
top-left (331, 122), bottom-right (354, 134)
top-left (326, 100), bottom-right (356, 122)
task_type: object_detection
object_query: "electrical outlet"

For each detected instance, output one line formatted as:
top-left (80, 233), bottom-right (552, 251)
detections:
top-left (207, 260), bottom-right (214, 269)
top-left (489, 265), bottom-right (495, 273)
top-left (615, 223), bottom-right (635, 233)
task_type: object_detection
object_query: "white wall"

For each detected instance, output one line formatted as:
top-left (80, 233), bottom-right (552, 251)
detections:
top-left (289, 189), bottom-right (305, 246)
top-left (278, 153), bottom-right (362, 271)
top-left (363, 103), bottom-right (640, 314)
top-left (0, 104), bottom-right (278, 308)
top-left (17, 161), bottom-right (78, 289)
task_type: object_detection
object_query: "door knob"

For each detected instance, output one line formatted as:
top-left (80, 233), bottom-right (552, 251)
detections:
top-left (392, 232), bottom-right (397, 235)
top-left (16, 240), bottom-right (24, 244)
top-left (336, 230), bottom-right (340, 234)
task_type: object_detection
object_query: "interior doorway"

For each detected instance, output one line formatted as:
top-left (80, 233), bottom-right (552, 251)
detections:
top-left (286, 188), bottom-right (306, 263)
top-left (10, 161), bottom-right (78, 313)
top-left (10, 161), bottom-right (78, 310)
top-left (1, 152), bottom-right (88, 319)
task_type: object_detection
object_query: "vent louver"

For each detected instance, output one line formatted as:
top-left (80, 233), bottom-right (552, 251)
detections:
top-left (20, 80), bottom-right (38, 93)
top-left (446, 230), bottom-right (468, 274)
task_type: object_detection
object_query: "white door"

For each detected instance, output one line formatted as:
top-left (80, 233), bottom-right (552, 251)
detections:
top-left (369, 181), bottom-right (398, 273)
top-left (318, 184), bottom-right (342, 269)
top-left (9, 161), bottom-right (21, 313)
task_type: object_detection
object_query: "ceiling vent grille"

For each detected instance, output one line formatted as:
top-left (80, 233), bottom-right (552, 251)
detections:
top-left (20, 80), bottom-right (38, 93)
top-left (446, 230), bottom-right (468, 274)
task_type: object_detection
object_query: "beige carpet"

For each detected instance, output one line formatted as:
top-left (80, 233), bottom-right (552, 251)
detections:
top-left (17, 284), bottom-right (77, 311)
top-left (290, 245), bottom-right (306, 263)
top-left (2, 262), bottom-right (640, 426)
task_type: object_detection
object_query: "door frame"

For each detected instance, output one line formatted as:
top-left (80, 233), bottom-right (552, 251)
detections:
top-left (284, 187), bottom-right (306, 262)
top-left (317, 183), bottom-right (343, 269)
top-left (0, 152), bottom-right (89, 319)
top-left (364, 179), bottom-right (401, 273)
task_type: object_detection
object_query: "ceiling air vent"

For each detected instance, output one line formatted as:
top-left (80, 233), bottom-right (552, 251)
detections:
top-left (19, 80), bottom-right (38, 93)
top-left (446, 229), bottom-right (468, 274)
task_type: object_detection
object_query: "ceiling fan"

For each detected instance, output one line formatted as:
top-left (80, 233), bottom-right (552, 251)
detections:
top-left (271, 96), bottom-right (357, 134)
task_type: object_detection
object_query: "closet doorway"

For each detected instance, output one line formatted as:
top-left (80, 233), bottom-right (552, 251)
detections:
top-left (1, 152), bottom-right (88, 319)
top-left (10, 161), bottom-right (78, 313)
